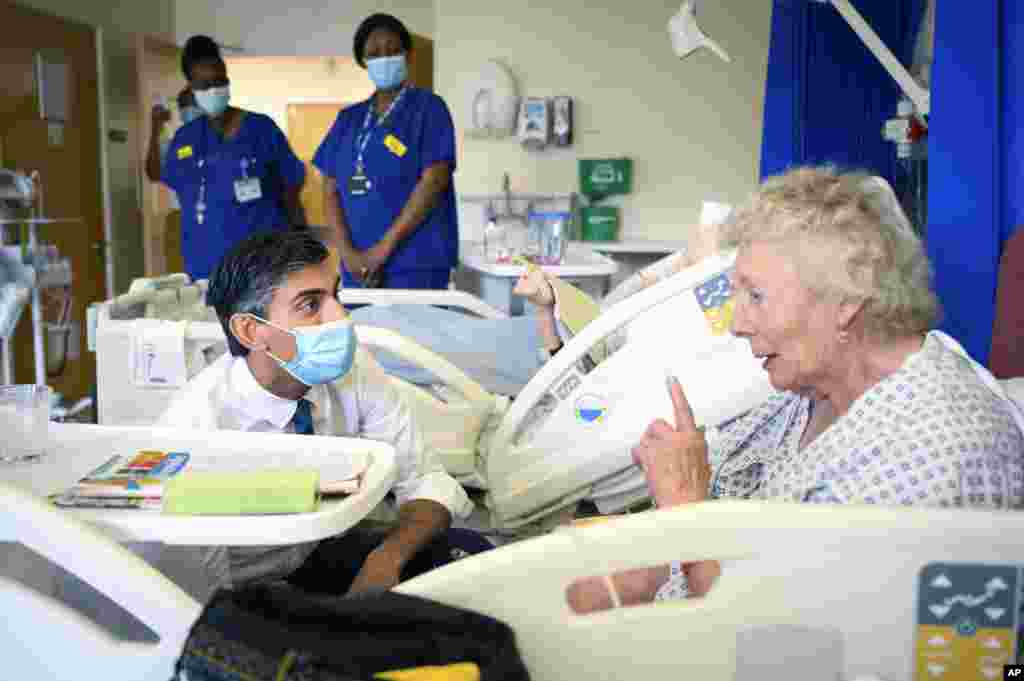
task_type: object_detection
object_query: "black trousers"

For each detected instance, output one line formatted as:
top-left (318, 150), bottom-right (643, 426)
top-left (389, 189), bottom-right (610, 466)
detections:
top-left (284, 528), bottom-right (465, 597)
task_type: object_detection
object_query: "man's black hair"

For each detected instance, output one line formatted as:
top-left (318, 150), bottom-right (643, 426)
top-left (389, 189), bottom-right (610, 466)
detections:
top-left (352, 14), bottom-right (412, 68)
top-left (206, 230), bottom-right (328, 357)
top-left (181, 35), bottom-right (223, 81)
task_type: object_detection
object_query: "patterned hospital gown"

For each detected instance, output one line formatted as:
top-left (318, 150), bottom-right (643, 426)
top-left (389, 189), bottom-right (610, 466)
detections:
top-left (655, 331), bottom-right (1024, 600)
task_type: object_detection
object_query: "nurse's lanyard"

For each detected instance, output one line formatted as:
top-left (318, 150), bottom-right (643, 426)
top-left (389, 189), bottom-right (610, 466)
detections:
top-left (196, 122), bottom-right (214, 225)
top-left (354, 87), bottom-right (407, 177)
top-left (194, 120), bottom-right (258, 225)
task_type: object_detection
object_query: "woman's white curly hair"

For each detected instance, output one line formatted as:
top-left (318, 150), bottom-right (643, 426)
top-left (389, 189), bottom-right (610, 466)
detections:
top-left (720, 166), bottom-right (939, 338)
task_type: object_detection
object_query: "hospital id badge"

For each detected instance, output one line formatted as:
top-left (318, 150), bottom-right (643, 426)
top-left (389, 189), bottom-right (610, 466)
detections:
top-left (234, 177), bottom-right (262, 203)
top-left (348, 172), bottom-right (372, 196)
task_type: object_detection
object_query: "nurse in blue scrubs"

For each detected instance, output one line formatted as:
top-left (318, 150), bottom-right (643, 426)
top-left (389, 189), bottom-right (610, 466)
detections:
top-left (157, 35), bottom-right (307, 281)
top-left (314, 13), bottom-right (458, 290)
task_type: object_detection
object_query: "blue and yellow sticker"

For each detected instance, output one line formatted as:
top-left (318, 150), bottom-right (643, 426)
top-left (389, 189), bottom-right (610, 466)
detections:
top-left (914, 563), bottom-right (1021, 681)
top-left (694, 271), bottom-right (735, 336)
top-left (574, 394), bottom-right (607, 424)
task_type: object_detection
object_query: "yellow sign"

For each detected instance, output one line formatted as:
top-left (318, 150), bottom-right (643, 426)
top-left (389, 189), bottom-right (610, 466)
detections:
top-left (915, 625), bottom-right (1013, 681)
top-left (176, 145), bottom-right (193, 160)
top-left (383, 134), bottom-right (407, 157)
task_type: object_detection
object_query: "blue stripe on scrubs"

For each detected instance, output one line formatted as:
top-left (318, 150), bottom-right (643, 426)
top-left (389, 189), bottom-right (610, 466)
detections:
top-left (162, 112), bottom-right (306, 280)
top-left (312, 88), bottom-right (458, 288)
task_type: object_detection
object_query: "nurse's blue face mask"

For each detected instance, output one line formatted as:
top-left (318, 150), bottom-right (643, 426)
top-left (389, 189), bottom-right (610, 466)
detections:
top-left (366, 54), bottom-right (407, 91)
top-left (194, 85), bottom-right (231, 118)
top-left (245, 315), bottom-right (358, 386)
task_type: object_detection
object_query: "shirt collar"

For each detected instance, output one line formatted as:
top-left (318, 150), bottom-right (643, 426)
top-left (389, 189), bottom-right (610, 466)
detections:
top-left (226, 355), bottom-right (301, 431)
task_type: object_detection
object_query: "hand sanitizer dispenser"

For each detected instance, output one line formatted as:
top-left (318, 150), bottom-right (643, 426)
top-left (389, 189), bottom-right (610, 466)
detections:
top-left (518, 97), bottom-right (551, 150)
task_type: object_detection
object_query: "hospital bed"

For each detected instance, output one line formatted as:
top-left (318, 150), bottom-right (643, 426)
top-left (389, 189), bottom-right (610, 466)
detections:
top-left (89, 252), bottom-right (776, 530)
top-left (6, 482), bottom-right (1024, 681)
top-left (89, 278), bottom-right (513, 490)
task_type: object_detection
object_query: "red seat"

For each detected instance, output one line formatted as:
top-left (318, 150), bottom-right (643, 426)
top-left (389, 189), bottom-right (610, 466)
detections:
top-left (990, 228), bottom-right (1024, 378)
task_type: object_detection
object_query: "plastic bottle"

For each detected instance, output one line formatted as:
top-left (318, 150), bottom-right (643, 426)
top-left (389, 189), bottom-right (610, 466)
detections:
top-left (483, 205), bottom-right (507, 262)
top-left (525, 213), bottom-right (544, 260)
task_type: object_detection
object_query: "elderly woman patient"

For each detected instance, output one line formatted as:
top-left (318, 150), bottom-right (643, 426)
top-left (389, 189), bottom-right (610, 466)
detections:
top-left (569, 166), bottom-right (1024, 612)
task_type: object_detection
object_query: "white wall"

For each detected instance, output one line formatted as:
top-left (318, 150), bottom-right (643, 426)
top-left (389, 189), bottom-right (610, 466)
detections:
top-left (16, 0), bottom-right (174, 38)
top-left (175, 0), bottom-right (435, 54)
top-left (224, 56), bottom-right (373, 134)
top-left (436, 0), bottom-right (772, 242)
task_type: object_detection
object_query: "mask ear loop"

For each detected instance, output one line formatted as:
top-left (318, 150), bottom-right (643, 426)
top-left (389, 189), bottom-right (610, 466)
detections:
top-left (234, 312), bottom-right (293, 363)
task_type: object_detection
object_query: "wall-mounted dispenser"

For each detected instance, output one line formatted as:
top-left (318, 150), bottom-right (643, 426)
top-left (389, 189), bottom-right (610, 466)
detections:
top-left (465, 60), bottom-right (520, 139)
top-left (518, 97), bottom-right (551, 150)
top-left (552, 96), bottom-right (573, 147)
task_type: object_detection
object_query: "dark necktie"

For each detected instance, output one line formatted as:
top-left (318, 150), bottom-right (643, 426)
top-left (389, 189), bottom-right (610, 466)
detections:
top-left (291, 398), bottom-right (315, 435)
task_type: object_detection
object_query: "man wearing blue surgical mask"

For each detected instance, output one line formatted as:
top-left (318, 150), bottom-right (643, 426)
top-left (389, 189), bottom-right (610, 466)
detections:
top-left (151, 35), bottom-right (308, 281)
top-left (314, 13), bottom-right (459, 291)
top-left (157, 230), bottom-right (480, 600)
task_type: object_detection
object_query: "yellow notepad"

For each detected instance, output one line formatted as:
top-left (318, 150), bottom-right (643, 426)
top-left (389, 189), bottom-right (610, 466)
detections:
top-left (544, 269), bottom-right (605, 365)
top-left (549, 276), bottom-right (601, 336)
top-left (163, 469), bottom-right (320, 515)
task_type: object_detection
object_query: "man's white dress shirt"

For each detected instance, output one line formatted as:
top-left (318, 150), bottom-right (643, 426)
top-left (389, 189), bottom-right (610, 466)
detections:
top-left (157, 347), bottom-right (473, 591)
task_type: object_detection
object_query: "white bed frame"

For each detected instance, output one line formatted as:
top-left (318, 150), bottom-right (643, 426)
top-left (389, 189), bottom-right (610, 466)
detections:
top-left (6, 488), bottom-right (1022, 681)
top-left (399, 500), bottom-right (1024, 681)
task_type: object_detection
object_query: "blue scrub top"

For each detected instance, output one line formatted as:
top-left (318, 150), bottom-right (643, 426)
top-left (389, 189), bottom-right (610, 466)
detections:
top-left (162, 112), bottom-right (306, 280)
top-left (312, 87), bottom-right (458, 275)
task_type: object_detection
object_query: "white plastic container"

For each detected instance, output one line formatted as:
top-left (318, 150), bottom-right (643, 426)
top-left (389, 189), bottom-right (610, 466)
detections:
top-left (454, 241), bottom-right (619, 316)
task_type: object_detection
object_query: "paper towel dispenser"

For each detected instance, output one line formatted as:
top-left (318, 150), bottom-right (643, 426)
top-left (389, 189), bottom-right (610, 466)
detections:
top-left (465, 60), bottom-right (520, 139)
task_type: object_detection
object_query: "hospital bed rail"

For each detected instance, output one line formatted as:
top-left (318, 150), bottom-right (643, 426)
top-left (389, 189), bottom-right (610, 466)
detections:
top-left (339, 287), bottom-right (508, 319)
top-left (484, 251), bottom-right (775, 529)
top-left (88, 277), bottom-right (507, 354)
top-left (399, 499), bottom-right (1024, 681)
top-left (1, 481), bottom-right (201, 681)
top-left (10, 475), bottom-right (1023, 681)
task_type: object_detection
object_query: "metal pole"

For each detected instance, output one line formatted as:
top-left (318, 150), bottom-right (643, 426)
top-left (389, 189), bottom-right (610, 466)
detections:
top-left (830, 0), bottom-right (931, 115)
top-left (28, 204), bottom-right (45, 386)
top-left (95, 26), bottom-right (116, 299)
top-left (1, 338), bottom-right (12, 384)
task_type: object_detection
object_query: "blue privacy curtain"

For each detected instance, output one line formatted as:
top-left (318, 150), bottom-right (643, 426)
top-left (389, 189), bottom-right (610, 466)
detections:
top-left (926, 0), bottom-right (1002, 364)
top-left (761, 0), bottom-right (1024, 365)
top-left (760, 0), bottom-right (924, 185)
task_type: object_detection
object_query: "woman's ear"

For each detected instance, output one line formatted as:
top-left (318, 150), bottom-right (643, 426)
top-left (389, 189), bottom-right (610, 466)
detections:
top-left (229, 314), bottom-right (267, 353)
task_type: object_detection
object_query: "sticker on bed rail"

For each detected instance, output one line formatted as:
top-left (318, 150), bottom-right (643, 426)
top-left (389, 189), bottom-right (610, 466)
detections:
top-left (555, 372), bottom-right (582, 401)
top-left (574, 394), bottom-right (607, 424)
top-left (914, 563), bottom-right (1021, 681)
top-left (694, 270), bottom-right (735, 336)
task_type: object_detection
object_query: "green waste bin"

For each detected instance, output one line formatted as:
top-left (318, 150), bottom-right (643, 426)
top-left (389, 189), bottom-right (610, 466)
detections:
top-left (580, 206), bottom-right (620, 242)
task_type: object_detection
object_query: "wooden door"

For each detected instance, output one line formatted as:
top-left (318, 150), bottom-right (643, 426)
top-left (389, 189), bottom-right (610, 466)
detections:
top-left (286, 103), bottom-right (351, 230)
top-left (0, 1), bottom-right (105, 401)
top-left (409, 34), bottom-right (434, 91)
top-left (135, 35), bottom-right (183, 276)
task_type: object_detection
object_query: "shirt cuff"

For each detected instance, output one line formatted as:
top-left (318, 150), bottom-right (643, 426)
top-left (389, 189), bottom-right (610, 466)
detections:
top-left (394, 470), bottom-right (474, 519)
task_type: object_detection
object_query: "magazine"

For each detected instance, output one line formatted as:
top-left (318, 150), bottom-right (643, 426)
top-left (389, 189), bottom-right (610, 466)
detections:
top-left (52, 449), bottom-right (190, 509)
top-left (52, 448), bottom-right (368, 511)
top-left (51, 494), bottom-right (164, 510)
